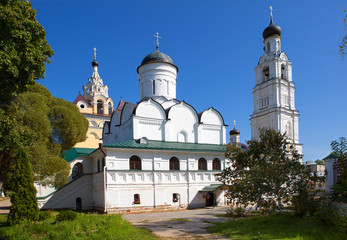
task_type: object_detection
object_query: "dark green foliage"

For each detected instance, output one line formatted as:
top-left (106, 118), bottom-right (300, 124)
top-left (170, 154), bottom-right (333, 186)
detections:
top-left (56, 210), bottom-right (77, 222)
top-left (331, 137), bottom-right (347, 201)
top-left (313, 200), bottom-right (338, 225)
top-left (217, 128), bottom-right (311, 213)
top-left (292, 190), bottom-right (320, 218)
top-left (38, 211), bottom-right (51, 221)
top-left (0, 0), bottom-right (54, 104)
top-left (7, 148), bottom-right (39, 225)
top-left (339, 9), bottom-right (347, 56)
top-left (1, 83), bottom-right (89, 188)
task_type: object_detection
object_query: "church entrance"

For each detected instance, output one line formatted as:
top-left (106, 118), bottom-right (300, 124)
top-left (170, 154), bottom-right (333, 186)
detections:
top-left (205, 192), bottom-right (215, 207)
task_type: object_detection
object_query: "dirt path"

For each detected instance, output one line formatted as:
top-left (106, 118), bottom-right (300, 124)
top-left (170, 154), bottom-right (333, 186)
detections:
top-left (0, 198), bottom-right (10, 215)
top-left (123, 206), bottom-right (229, 239)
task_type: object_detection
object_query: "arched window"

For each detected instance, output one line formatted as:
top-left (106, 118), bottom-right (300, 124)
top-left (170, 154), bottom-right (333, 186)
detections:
top-left (267, 42), bottom-right (270, 53)
top-left (97, 100), bottom-right (104, 114)
top-left (169, 157), bottom-right (180, 170)
top-left (263, 67), bottom-right (269, 81)
top-left (76, 197), bottom-right (82, 211)
top-left (212, 158), bottom-right (221, 170)
top-left (97, 160), bottom-right (100, 172)
top-left (281, 65), bottom-right (286, 79)
top-left (286, 122), bottom-right (292, 140)
top-left (130, 155), bottom-right (141, 170)
top-left (198, 158), bottom-right (207, 171)
top-left (108, 102), bottom-right (113, 115)
top-left (133, 194), bottom-right (140, 204)
top-left (72, 163), bottom-right (83, 179)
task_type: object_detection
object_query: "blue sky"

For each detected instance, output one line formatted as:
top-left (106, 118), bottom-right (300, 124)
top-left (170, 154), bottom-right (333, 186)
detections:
top-left (31, 0), bottom-right (347, 162)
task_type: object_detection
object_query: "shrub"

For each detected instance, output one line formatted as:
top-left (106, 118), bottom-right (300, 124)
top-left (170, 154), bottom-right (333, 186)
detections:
top-left (226, 206), bottom-right (246, 217)
top-left (336, 216), bottom-right (347, 233)
top-left (292, 190), bottom-right (320, 218)
top-left (313, 199), bottom-right (338, 225)
top-left (38, 211), bottom-right (51, 221)
top-left (56, 210), bottom-right (77, 222)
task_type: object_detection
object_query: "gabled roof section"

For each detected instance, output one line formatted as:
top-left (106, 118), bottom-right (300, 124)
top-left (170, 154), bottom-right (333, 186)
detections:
top-left (103, 139), bottom-right (226, 153)
top-left (323, 153), bottom-right (339, 160)
top-left (73, 93), bottom-right (90, 106)
top-left (63, 147), bottom-right (96, 162)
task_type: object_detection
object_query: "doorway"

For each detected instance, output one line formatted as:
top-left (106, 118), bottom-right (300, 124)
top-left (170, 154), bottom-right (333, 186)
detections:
top-left (205, 192), bottom-right (215, 207)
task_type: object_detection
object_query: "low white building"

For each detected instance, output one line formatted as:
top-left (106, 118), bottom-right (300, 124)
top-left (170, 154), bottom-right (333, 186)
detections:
top-left (37, 45), bottom-right (244, 212)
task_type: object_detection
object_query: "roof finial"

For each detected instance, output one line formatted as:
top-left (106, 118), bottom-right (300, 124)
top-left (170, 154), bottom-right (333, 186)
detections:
top-left (93, 47), bottom-right (97, 60)
top-left (233, 120), bottom-right (236, 129)
top-left (153, 32), bottom-right (162, 51)
top-left (270, 6), bottom-right (273, 21)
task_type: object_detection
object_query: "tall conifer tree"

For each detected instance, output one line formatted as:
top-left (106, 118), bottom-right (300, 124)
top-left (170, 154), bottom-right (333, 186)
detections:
top-left (7, 147), bottom-right (39, 225)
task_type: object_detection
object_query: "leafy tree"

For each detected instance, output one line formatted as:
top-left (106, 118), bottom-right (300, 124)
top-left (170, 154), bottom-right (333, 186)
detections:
top-left (1, 83), bottom-right (89, 189)
top-left (0, 0), bottom-right (54, 104)
top-left (331, 137), bottom-right (347, 199)
top-left (7, 147), bottom-right (39, 225)
top-left (217, 128), bottom-right (310, 213)
top-left (339, 9), bottom-right (347, 56)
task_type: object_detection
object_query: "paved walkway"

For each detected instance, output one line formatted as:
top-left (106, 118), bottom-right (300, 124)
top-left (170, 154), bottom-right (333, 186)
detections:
top-left (123, 207), bottom-right (229, 239)
top-left (0, 197), bottom-right (10, 215)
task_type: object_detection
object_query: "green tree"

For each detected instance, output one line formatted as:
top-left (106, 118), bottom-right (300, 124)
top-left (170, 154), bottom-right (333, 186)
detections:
top-left (217, 128), bottom-right (310, 212)
top-left (339, 9), bottom-right (347, 56)
top-left (7, 147), bottom-right (39, 225)
top-left (0, 0), bottom-right (54, 104)
top-left (1, 83), bottom-right (89, 189)
top-left (331, 137), bottom-right (347, 199)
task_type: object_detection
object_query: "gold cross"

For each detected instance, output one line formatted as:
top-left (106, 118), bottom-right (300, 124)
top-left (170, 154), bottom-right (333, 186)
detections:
top-left (270, 6), bottom-right (273, 20)
top-left (233, 120), bottom-right (236, 128)
top-left (153, 32), bottom-right (162, 50)
top-left (93, 48), bottom-right (97, 60)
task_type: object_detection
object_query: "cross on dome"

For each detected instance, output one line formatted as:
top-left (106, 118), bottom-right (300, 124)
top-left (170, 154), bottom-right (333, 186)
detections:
top-left (93, 47), bottom-right (97, 60)
top-left (233, 120), bottom-right (236, 128)
top-left (153, 32), bottom-right (162, 50)
top-left (270, 6), bottom-right (273, 20)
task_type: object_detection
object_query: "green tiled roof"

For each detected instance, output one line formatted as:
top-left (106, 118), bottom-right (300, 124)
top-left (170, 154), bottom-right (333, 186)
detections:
top-left (323, 153), bottom-right (339, 160)
top-left (64, 148), bottom-right (96, 162)
top-left (199, 184), bottom-right (224, 192)
top-left (103, 140), bottom-right (226, 153)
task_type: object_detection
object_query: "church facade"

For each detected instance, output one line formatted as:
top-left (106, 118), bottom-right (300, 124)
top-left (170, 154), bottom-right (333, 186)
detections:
top-left (37, 13), bottom-right (302, 211)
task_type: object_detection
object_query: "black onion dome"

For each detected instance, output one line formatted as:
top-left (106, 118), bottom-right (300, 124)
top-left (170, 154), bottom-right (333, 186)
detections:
top-left (92, 59), bottom-right (99, 67)
top-left (230, 128), bottom-right (240, 135)
top-left (263, 19), bottom-right (282, 40)
top-left (137, 50), bottom-right (178, 73)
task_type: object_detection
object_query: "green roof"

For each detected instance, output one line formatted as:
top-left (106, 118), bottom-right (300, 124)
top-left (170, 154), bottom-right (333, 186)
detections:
top-left (323, 153), bottom-right (339, 160)
top-left (103, 140), bottom-right (226, 153)
top-left (63, 147), bottom-right (96, 162)
top-left (199, 184), bottom-right (224, 192)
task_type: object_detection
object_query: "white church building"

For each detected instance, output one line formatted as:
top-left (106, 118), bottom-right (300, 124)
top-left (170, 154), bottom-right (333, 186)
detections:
top-left (37, 13), bottom-right (302, 212)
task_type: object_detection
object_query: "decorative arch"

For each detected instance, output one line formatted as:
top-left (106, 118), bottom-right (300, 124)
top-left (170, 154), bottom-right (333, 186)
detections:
top-left (135, 99), bottom-right (166, 120)
top-left (129, 155), bottom-right (141, 170)
top-left (169, 157), bottom-right (180, 170)
top-left (212, 158), bottom-right (221, 170)
top-left (167, 101), bottom-right (199, 124)
top-left (177, 130), bottom-right (187, 142)
top-left (200, 108), bottom-right (224, 125)
top-left (72, 163), bottom-right (83, 179)
top-left (198, 158), bottom-right (207, 171)
top-left (89, 121), bottom-right (97, 128)
top-left (88, 132), bottom-right (99, 140)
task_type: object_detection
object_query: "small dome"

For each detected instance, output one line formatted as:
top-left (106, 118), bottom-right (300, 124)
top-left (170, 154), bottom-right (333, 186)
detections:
top-left (92, 59), bottom-right (99, 67)
top-left (137, 50), bottom-right (178, 73)
top-left (263, 19), bottom-right (282, 40)
top-left (229, 128), bottom-right (240, 135)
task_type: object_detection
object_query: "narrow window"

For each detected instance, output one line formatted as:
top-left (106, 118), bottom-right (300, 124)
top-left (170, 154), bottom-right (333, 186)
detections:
top-left (97, 100), bottom-right (104, 114)
top-left (170, 157), bottom-right (180, 170)
top-left (281, 65), bottom-right (285, 79)
top-left (212, 158), bottom-right (221, 170)
top-left (76, 197), bottom-right (82, 211)
top-left (173, 193), bottom-right (179, 203)
top-left (263, 67), bottom-right (269, 81)
top-left (198, 158), bottom-right (207, 170)
top-left (153, 80), bottom-right (155, 94)
top-left (72, 163), bottom-right (83, 179)
top-left (133, 194), bottom-right (140, 204)
top-left (167, 81), bottom-right (170, 95)
top-left (267, 42), bottom-right (270, 53)
top-left (130, 155), bottom-right (142, 170)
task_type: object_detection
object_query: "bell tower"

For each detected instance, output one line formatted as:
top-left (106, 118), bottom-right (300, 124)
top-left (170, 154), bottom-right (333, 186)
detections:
top-left (250, 8), bottom-right (302, 155)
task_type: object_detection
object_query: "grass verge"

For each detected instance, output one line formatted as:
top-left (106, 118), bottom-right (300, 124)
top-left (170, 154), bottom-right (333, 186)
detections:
top-left (207, 213), bottom-right (347, 240)
top-left (0, 212), bottom-right (157, 240)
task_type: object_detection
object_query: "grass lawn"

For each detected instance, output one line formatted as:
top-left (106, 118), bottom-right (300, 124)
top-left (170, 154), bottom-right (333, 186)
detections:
top-left (0, 212), bottom-right (157, 240)
top-left (207, 213), bottom-right (347, 240)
